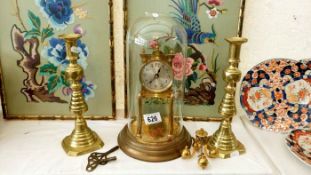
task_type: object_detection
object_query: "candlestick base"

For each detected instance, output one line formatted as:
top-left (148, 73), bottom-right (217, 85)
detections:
top-left (206, 119), bottom-right (245, 159)
top-left (62, 118), bottom-right (104, 156)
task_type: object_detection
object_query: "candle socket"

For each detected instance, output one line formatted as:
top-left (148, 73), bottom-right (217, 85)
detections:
top-left (60, 34), bottom-right (104, 156)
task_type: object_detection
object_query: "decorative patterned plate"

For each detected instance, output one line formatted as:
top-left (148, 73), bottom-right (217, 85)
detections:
top-left (286, 129), bottom-right (311, 166)
top-left (240, 59), bottom-right (311, 132)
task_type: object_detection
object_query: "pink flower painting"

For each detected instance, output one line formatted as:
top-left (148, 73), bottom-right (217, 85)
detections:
top-left (207, 0), bottom-right (223, 6)
top-left (149, 40), bottom-right (159, 49)
top-left (172, 53), bottom-right (195, 80)
top-left (172, 53), bottom-right (184, 80)
top-left (185, 58), bottom-right (194, 76)
top-left (206, 8), bottom-right (220, 19)
top-left (199, 64), bottom-right (207, 71)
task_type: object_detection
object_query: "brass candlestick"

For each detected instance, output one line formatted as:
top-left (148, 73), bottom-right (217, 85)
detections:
top-left (60, 34), bottom-right (104, 156)
top-left (206, 37), bottom-right (247, 159)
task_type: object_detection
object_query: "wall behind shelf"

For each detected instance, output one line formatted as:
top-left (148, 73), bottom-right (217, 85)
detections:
top-left (2, 1), bottom-right (309, 119)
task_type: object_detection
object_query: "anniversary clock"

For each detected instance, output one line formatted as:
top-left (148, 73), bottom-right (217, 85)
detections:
top-left (118, 14), bottom-right (191, 162)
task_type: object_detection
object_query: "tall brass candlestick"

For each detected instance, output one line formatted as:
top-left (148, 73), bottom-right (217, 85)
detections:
top-left (60, 34), bottom-right (104, 156)
top-left (206, 37), bottom-right (247, 159)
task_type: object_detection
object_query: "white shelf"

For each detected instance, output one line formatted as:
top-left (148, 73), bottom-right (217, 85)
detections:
top-left (241, 116), bottom-right (311, 175)
top-left (0, 117), bottom-right (276, 175)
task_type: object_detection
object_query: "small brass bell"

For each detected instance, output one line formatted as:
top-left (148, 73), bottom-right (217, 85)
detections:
top-left (193, 141), bottom-right (201, 151)
top-left (180, 128), bottom-right (211, 168)
top-left (195, 128), bottom-right (208, 145)
top-left (198, 154), bottom-right (208, 169)
top-left (181, 146), bottom-right (192, 159)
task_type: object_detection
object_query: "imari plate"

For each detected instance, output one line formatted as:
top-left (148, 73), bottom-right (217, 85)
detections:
top-left (286, 129), bottom-right (311, 166)
top-left (240, 59), bottom-right (311, 132)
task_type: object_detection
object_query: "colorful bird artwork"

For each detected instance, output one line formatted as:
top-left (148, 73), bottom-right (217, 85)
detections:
top-left (170, 0), bottom-right (216, 44)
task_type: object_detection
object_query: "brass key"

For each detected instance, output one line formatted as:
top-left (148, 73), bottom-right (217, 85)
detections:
top-left (86, 146), bottom-right (119, 172)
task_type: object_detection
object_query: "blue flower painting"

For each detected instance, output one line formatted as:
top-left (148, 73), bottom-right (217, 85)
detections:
top-left (10, 0), bottom-right (96, 103)
top-left (41, 37), bottom-right (89, 70)
top-left (81, 80), bottom-right (96, 100)
top-left (62, 79), bottom-right (96, 100)
top-left (36, 0), bottom-right (74, 30)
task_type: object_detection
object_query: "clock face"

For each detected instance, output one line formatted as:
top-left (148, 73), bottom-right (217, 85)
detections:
top-left (140, 60), bottom-right (173, 92)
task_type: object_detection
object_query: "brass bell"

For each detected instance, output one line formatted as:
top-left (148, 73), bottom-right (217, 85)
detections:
top-left (193, 141), bottom-right (201, 151)
top-left (198, 154), bottom-right (208, 169)
top-left (195, 128), bottom-right (208, 145)
top-left (181, 146), bottom-right (192, 159)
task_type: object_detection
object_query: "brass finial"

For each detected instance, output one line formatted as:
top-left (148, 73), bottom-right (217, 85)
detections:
top-left (60, 34), bottom-right (104, 156)
top-left (196, 128), bottom-right (208, 138)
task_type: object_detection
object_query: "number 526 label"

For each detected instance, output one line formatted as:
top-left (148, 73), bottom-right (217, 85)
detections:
top-left (143, 112), bottom-right (162, 125)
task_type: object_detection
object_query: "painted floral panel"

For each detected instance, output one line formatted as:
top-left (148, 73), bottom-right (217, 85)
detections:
top-left (0, 0), bottom-right (114, 118)
top-left (127, 0), bottom-right (243, 117)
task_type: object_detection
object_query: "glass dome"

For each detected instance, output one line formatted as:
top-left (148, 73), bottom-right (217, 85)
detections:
top-left (118, 13), bottom-right (191, 162)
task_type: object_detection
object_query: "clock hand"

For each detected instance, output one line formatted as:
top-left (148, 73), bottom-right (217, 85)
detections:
top-left (149, 68), bottom-right (161, 84)
top-left (149, 74), bottom-right (157, 84)
top-left (157, 67), bottom-right (161, 74)
top-left (149, 77), bottom-right (156, 84)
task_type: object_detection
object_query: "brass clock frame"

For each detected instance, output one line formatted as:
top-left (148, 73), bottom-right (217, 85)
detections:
top-left (136, 46), bottom-right (175, 138)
